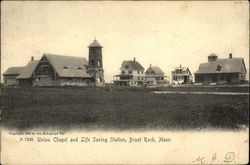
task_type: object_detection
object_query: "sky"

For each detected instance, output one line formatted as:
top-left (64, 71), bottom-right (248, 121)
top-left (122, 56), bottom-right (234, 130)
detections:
top-left (1, 1), bottom-right (249, 82)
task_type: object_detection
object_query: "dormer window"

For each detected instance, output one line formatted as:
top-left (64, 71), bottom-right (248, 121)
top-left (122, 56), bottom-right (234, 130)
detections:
top-left (63, 66), bottom-right (68, 69)
top-left (216, 64), bottom-right (222, 71)
top-left (125, 65), bottom-right (129, 69)
top-left (77, 67), bottom-right (82, 70)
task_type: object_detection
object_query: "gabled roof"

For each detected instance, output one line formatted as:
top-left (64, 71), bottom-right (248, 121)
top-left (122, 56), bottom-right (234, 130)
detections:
top-left (172, 66), bottom-right (192, 75)
top-left (42, 54), bottom-right (91, 78)
top-left (3, 66), bottom-right (25, 75)
top-left (88, 39), bottom-right (102, 48)
top-left (120, 60), bottom-right (144, 71)
top-left (16, 60), bottom-right (39, 79)
top-left (146, 65), bottom-right (164, 75)
top-left (173, 66), bottom-right (189, 71)
top-left (195, 58), bottom-right (247, 74)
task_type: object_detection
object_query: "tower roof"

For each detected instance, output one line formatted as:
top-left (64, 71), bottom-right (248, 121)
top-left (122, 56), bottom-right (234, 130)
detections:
top-left (208, 53), bottom-right (218, 57)
top-left (88, 39), bottom-right (103, 48)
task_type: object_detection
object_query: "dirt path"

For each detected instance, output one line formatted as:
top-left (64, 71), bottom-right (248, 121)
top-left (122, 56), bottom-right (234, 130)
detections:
top-left (153, 91), bottom-right (249, 95)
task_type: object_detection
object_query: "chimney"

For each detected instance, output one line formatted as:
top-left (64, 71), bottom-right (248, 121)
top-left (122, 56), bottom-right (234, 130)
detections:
top-left (31, 56), bottom-right (34, 61)
top-left (150, 64), bottom-right (152, 67)
top-left (133, 57), bottom-right (136, 62)
top-left (229, 53), bottom-right (232, 59)
top-left (180, 64), bottom-right (182, 68)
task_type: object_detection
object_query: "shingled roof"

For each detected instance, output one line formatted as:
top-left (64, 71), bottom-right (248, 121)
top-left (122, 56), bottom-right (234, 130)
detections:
top-left (16, 60), bottom-right (39, 79)
top-left (43, 54), bottom-right (91, 78)
top-left (120, 60), bottom-right (144, 71)
top-left (88, 39), bottom-right (102, 48)
top-left (3, 66), bottom-right (25, 76)
top-left (195, 58), bottom-right (247, 74)
top-left (146, 65), bottom-right (164, 75)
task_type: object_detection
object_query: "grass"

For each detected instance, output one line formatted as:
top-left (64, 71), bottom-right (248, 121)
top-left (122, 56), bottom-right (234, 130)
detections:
top-left (1, 86), bottom-right (249, 130)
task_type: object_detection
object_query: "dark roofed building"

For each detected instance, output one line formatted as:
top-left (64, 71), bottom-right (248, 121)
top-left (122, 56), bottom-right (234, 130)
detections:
top-left (195, 53), bottom-right (247, 84)
top-left (113, 57), bottom-right (145, 86)
top-left (2, 39), bottom-right (105, 87)
top-left (33, 54), bottom-right (92, 86)
top-left (3, 66), bottom-right (25, 86)
top-left (145, 64), bottom-right (169, 86)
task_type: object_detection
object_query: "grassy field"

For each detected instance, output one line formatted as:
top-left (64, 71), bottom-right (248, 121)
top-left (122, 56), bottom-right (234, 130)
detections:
top-left (1, 86), bottom-right (249, 130)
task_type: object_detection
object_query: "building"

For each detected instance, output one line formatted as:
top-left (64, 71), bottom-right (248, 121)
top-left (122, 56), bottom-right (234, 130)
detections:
top-left (113, 58), bottom-right (145, 86)
top-left (145, 64), bottom-right (169, 86)
top-left (3, 66), bottom-right (25, 86)
top-left (87, 39), bottom-right (105, 86)
top-left (16, 57), bottom-right (39, 86)
top-left (172, 65), bottom-right (192, 84)
top-left (3, 39), bottom-right (105, 87)
top-left (29, 53), bottom-right (92, 86)
top-left (194, 53), bottom-right (247, 84)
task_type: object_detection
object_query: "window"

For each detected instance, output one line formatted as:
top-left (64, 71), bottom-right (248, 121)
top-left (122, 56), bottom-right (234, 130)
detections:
top-left (77, 67), bottom-right (82, 70)
top-left (63, 66), bottom-right (68, 69)
top-left (137, 71), bottom-right (140, 74)
top-left (122, 71), bottom-right (125, 74)
top-left (141, 71), bottom-right (143, 74)
top-left (129, 70), bottom-right (132, 74)
top-left (91, 60), bottom-right (95, 66)
top-left (41, 65), bottom-right (51, 75)
top-left (216, 65), bottom-right (222, 71)
top-left (125, 65), bottom-right (129, 69)
top-left (98, 60), bottom-right (102, 67)
top-left (151, 71), bottom-right (154, 74)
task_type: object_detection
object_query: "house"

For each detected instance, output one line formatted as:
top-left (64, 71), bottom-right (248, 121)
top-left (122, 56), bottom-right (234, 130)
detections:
top-left (3, 66), bottom-right (25, 86)
top-left (3, 39), bottom-right (105, 87)
top-left (113, 58), bottom-right (145, 86)
top-left (145, 64), bottom-right (169, 86)
top-left (172, 65), bottom-right (192, 84)
top-left (194, 53), bottom-right (247, 84)
top-left (16, 57), bottom-right (39, 86)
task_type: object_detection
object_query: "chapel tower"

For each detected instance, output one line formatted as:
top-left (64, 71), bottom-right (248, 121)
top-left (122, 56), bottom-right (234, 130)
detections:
top-left (88, 39), bottom-right (105, 85)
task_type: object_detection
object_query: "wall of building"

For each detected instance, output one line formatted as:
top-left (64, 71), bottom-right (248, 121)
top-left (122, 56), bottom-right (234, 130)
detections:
top-left (195, 73), bottom-right (241, 84)
top-left (87, 68), bottom-right (105, 86)
top-left (18, 79), bottom-right (33, 87)
top-left (3, 75), bottom-right (19, 86)
top-left (33, 77), bottom-right (91, 86)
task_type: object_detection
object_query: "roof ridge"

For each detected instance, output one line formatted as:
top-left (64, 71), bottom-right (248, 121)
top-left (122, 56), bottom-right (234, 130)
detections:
top-left (44, 53), bottom-right (86, 59)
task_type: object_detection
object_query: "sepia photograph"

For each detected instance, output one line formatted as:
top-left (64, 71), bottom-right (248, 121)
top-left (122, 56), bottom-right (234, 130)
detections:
top-left (0, 1), bottom-right (249, 164)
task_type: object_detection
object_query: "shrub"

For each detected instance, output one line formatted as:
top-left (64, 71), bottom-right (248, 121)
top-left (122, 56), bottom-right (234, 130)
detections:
top-left (208, 102), bottom-right (249, 129)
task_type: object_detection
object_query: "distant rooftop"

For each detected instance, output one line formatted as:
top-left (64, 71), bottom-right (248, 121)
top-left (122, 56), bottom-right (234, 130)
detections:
top-left (195, 57), bottom-right (246, 74)
top-left (3, 66), bottom-right (25, 75)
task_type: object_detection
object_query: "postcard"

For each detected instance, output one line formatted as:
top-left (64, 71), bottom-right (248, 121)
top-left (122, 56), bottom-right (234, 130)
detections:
top-left (1, 1), bottom-right (249, 164)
